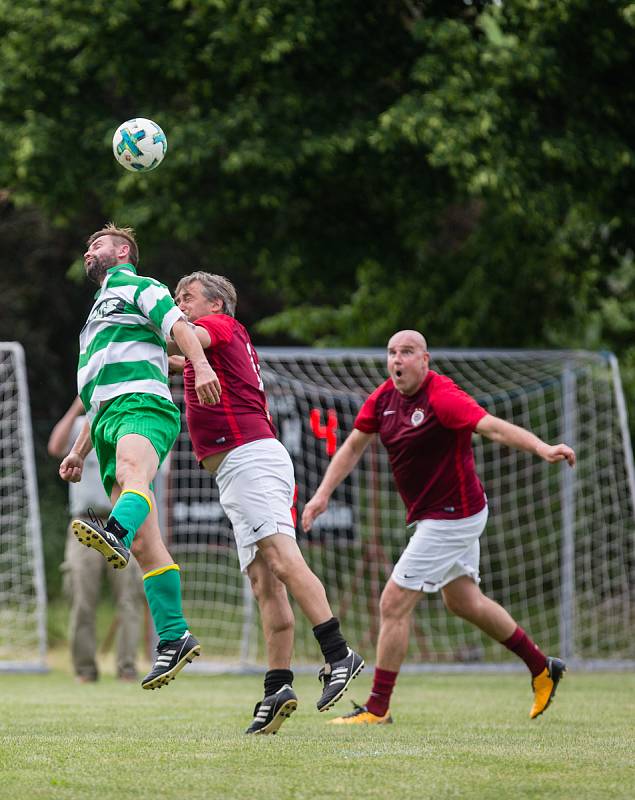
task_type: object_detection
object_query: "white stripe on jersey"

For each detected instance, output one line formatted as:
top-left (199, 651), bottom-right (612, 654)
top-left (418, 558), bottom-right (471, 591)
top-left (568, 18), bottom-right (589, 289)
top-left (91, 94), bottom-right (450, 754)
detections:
top-left (159, 305), bottom-right (185, 339)
top-left (137, 282), bottom-right (169, 312)
top-left (78, 339), bottom-right (168, 389)
top-left (81, 313), bottom-right (160, 344)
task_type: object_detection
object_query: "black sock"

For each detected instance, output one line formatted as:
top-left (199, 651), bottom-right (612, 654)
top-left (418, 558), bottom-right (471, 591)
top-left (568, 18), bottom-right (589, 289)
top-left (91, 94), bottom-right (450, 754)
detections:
top-left (313, 617), bottom-right (348, 663)
top-left (105, 516), bottom-right (128, 540)
top-left (264, 669), bottom-right (293, 697)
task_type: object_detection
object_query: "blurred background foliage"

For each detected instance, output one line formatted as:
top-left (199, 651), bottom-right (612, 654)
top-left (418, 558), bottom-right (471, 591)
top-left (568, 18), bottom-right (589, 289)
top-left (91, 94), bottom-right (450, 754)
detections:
top-left (0, 0), bottom-right (633, 595)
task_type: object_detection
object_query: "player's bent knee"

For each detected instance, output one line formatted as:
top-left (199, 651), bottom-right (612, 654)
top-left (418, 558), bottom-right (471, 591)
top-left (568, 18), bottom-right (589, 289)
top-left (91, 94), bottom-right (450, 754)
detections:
top-left (114, 457), bottom-right (141, 485)
top-left (379, 581), bottom-right (417, 621)
top-left (115, 453), bottom-right (155, 489)
top-left (443, 593), bottom-right (479, 619)
top-left (263, 556), bottom-right (293, 585)
top-left (249, 568), bottom-right (281, 600)
top-left (258, 537), bottom-right (303, 582)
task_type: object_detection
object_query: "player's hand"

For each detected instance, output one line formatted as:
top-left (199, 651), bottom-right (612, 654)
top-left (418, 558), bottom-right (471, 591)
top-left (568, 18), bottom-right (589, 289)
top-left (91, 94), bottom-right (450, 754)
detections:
top-left (168, 355), bottom-right (185, 375)
top-left (302, 493), bottom-right (329, 532)
top-left (537, 443), bottom-right (576, 467)
top-left (194, 361), bottom-right (221, 405)
top-left (59, 452), bottom-right (84, 483)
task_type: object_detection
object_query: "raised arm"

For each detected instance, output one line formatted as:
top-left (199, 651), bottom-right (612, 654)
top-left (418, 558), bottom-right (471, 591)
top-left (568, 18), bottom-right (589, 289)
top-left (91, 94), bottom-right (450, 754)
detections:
top-left (170, 318), bottom-right (220, 404)
top-left (302, 428), bottom-right (375, 531)
top-left (475, 414), bottom-right (576, 467)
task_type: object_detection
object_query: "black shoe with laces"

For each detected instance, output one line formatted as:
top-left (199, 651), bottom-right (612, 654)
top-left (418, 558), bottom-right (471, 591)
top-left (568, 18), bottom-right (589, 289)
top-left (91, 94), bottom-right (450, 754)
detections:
top-left (71, 511), bottom-right (130, 569)
top-left (141, 631), bottom-right (201, 690)
top-left (317, 648), bottom-right (364, 712)
top-left (245, 684), bottom-right (298, 734)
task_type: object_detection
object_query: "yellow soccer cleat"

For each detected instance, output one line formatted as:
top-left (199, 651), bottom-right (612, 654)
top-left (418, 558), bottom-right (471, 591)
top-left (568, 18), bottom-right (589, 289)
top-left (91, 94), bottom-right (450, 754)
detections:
top-left (530, 656), bottom-right (567, 719)
top-left (328, 702), bottom-right (393, 725)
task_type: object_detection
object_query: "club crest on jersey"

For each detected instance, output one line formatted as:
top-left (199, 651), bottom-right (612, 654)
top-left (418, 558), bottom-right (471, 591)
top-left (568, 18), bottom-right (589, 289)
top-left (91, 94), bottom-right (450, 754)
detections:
top-left (410, 408), bottom-right (425, 427)
top-left (89, 297), bottom-right (126, 321)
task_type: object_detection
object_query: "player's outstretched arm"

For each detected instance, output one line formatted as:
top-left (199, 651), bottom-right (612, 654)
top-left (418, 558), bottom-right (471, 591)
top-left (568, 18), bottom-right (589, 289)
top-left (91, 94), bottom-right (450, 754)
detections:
top-left (59, 416), bottom-right (93, 483)
top-left (171, 319), bottom-right (221, 405)
top-left (302, 429), bottom-right (374, 531)
top-left (476, 414), bottom-right (576, 467)
top-left (168, 323), bottom-right (212, 355)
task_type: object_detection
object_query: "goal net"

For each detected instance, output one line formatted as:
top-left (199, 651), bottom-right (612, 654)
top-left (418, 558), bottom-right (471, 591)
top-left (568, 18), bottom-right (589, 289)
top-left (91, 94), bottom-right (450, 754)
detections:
top-left (0, 343), bottom-right (47, 672)
top-left (167, 349), bottom-right (635, 670)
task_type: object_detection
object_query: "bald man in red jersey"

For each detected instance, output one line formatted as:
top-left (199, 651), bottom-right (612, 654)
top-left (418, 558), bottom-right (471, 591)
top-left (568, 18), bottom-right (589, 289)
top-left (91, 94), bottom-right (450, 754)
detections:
top-left (170, 272), bottom-right (363, 735)
top-left (303, 330), bottom-right (575, 725)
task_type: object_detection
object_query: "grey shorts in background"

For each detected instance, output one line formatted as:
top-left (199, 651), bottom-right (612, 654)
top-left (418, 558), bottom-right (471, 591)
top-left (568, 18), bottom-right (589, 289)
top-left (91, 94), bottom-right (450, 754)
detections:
top-left (391, 505), bottom-right (489, 593)
top-left (215, 438), bottom-right (296, 572)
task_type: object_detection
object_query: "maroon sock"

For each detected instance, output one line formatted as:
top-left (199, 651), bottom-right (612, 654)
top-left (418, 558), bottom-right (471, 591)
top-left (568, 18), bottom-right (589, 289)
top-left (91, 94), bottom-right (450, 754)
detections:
top-left (502, 626), bottom-right (547, 677)
top-left (366, 667), bottom-right (398, 717)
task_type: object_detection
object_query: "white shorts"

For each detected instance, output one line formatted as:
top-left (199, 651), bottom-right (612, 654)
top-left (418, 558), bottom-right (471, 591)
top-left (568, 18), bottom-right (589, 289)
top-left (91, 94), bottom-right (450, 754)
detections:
top-left (215, 438), bottom-right (296, 572)
top-left (391, 505), bottom-right (489, 593)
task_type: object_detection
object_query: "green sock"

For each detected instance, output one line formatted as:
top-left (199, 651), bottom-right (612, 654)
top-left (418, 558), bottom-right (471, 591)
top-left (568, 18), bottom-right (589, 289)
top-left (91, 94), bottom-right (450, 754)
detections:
top-left (143, 566), bottom-right (188, 643)
top-left (109, 490), bottom-right (152, 549)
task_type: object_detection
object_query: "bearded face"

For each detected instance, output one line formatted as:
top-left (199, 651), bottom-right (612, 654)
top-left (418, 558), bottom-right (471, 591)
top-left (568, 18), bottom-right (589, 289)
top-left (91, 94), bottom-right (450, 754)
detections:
top-left (84, 237), bottom-right (119, 284)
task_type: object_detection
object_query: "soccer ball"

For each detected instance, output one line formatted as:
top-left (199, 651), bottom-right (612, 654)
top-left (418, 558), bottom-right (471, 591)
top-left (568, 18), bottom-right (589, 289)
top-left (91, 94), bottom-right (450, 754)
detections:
top-left (112, 118), bottom-right (167, 172)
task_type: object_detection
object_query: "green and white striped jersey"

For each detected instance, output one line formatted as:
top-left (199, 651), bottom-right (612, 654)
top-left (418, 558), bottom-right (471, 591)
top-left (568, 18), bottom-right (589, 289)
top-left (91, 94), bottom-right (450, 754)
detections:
top-left (77, 263), bottom-right (185, 422)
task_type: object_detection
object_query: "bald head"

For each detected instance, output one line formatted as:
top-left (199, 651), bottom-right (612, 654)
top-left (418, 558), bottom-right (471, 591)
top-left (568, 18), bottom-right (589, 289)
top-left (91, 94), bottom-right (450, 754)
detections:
top-left (387, 329), bottom-right (430, 395)
top-left (387, 330), bottom-right (428, 353)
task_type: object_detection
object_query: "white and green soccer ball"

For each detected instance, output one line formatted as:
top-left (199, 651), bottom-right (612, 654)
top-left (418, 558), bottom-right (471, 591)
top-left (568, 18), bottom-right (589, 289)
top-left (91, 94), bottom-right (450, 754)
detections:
top-left (112, 118), bottom-right (167, 172)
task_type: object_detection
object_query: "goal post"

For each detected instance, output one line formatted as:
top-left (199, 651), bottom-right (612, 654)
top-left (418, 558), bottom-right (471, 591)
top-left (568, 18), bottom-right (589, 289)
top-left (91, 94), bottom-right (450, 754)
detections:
top-left (167, 348), bottom-right (635, 671)
top-left (0, 343), bottom-right (48, 672)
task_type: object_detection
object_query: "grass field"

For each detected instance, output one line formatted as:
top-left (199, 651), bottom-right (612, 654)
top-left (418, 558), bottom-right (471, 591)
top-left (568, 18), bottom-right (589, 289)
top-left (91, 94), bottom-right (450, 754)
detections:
top-left (1, 663), bottom-right (633, 800)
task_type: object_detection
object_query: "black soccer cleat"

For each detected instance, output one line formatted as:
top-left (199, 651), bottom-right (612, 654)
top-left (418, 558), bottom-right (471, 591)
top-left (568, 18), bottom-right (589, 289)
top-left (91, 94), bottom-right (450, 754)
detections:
top-left (141, 631), bottom-right (201, 690)
top-left (71, 513), bottom-right (130, 570)
top-left (317, 648), bottom-right (365, 712)
top-left (245, 684), bottom-right (298, 735)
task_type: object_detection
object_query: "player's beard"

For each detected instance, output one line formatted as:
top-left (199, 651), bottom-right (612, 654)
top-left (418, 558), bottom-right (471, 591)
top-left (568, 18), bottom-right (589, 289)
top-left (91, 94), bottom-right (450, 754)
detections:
top-left (85, 252), bottom-right (117, 284)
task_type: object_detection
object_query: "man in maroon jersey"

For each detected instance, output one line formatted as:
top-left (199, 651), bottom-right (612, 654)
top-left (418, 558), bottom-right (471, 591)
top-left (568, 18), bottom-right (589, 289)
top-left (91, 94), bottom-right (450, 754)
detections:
top-left (170, 271), bottom-right (363, 734)
top-left (303, 329), bottom-right (575, 725)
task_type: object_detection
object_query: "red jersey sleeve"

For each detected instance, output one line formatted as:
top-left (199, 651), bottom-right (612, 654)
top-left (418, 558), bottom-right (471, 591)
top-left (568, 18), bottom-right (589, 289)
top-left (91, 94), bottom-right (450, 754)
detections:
top-left (354, 382), bottom-right (388, 434)
top-left (194, 314), bottom-right (235, 347)
top-left (429, 375), bottom-right (487, 430)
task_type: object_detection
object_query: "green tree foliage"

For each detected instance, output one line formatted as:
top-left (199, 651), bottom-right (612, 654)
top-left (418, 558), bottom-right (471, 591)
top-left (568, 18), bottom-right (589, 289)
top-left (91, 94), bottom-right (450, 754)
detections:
top-left (0, 0), bottom-right (634, 412)
top-left (4, 0), bottom-right (632, 604)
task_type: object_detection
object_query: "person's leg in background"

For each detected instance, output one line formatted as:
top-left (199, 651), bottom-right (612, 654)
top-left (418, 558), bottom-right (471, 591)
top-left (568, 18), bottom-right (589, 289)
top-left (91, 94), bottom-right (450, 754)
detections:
top-left (65, 526), bottom-right (104, 682)
top-left (108, 554), bottom-right (144, 681)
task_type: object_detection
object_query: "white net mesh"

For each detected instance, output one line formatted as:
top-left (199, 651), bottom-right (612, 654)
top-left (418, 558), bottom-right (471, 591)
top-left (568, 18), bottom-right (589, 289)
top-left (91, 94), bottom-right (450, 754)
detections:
top-left (0, 343), bottom-right (47, 671)
top-left (167, 349), bottom-right (635, 668)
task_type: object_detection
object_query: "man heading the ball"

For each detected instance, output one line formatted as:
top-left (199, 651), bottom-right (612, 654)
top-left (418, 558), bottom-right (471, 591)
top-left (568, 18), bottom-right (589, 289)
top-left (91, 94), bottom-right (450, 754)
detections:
top-left (303, 330), bottom-right (574, 724)
top-left (170, 271), bottom-right (364, 734)
top-left (59, 224), bottom-right (221, 690)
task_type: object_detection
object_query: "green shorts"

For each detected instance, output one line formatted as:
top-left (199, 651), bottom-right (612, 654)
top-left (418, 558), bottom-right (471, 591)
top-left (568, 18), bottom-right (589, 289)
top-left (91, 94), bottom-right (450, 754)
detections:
top-left (91, 393), bottom-right (181, 497)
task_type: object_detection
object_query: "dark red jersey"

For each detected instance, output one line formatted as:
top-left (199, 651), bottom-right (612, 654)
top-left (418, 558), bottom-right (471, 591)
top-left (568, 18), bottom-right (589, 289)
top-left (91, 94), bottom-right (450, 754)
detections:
top-left (183, 314), bottom-right (275, 462)
top-left (354, 370), bottom-right (487, 523)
